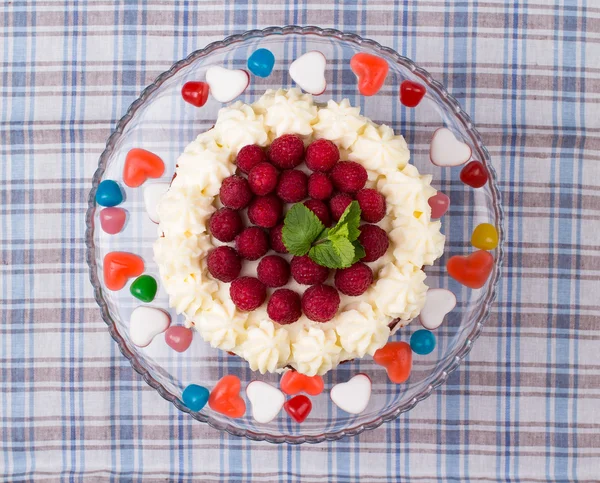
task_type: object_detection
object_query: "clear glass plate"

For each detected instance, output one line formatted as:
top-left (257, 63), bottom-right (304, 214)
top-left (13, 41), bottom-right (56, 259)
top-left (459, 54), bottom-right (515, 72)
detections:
top-left (86, 26), bottom-right (504, 443)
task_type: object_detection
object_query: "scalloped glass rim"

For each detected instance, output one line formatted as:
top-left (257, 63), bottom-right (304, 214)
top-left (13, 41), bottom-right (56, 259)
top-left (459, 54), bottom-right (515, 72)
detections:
top-left (85, 25), bottom-right (504, 444)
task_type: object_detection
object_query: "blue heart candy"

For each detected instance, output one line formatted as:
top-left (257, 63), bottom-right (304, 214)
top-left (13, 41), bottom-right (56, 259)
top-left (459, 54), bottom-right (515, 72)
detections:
top-left (182, 384), bottom-right (210, 412)
top-left (247, 48), bottom-right (275, 78)
top-left (410, 329), bottom-right (436, 355)
top-left (96, 180), bottom-right (123, 207)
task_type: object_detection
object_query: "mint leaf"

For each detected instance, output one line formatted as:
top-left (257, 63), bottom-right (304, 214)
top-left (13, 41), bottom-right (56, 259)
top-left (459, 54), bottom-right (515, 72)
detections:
top-left (352, 240), bottom-right (366, 263)
top-left (328, 222), bottom-right (349, 241)
top-left (331, 236), bottom-right (355, 267)
top-left (309, 242), bottom-right (342, 269)
top-left (282, 203), bottom-right (325, 256)
top-left (330, 201), bottom-right (361, 241)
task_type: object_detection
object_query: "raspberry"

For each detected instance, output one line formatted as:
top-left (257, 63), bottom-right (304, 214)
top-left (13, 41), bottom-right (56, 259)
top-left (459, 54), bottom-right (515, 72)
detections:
top-left (207, 246), bottom-right (242, 282)
top-left (291, 255), bottom-right (329, 285)
top-left (219, 175), bottom-right (253, 210)
top-left (334, 262), bottom-right (374, 296)
top-left (230, 276), bottom-right (266, 311)
top-left (268, 134), bottom-right (304, 169)
top-left (358, 224), bottom-right (389, 262)
top-left (268, 225), bottom-right (287, 254)
top-left (208, 208), bottom-right (243, 242)
top-left (267, 289), bottom-right (302, 324)
top-left (236, 144), bottom-right (267, 174)
top-left (236, 227), bottom-right (269, 260)
top-left (277, 169), bottom-right (308, 203)
top-left (257, 255), bottom-right (290, 288)
top-left (356, 188), bottom-right (386, 223)
top-left (305, 139), bottom-right (340, 172)
top-left (248, 194), bottom-right (283, 228)
top-left (308, 172), bottom-right (333, 200)
top-left (331, 161), bottom-right (368, 193)
top-left (329, 193), bottom-right (353, 221)
top-left (304, 199), bottom-right (331, 226)
top-left (301, 284), bottom-right (340, 322)
top-left (248, 162), bottom-right (279, 196)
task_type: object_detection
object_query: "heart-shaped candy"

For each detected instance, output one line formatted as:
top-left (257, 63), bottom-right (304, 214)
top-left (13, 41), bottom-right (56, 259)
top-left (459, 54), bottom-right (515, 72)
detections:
top-left (208, 375), bottom-right (246, 418)
top-left (471, 223), bottom-right (498, 250)
top-left (410, 329), bottom-right (437, 355)
top-left (130, 274), bottom-right (158, 303)
top-left (181, 81), bottom-right (209, 107)
top-left (247, 48), bottom-right (275, 78)
top-left (400, 80), bottom-right (426, 107)
top-left (419, 288), bottom-right (457, 330)
top-left (99, 207), bottom-right (127, 235)
top-left (460, 160), bottom-right (489, 188)
top-left (289, 51), bottom-right (326, 95)
top-left (428, 192), bottom-right (450, 219)
top-left (284, 395), bottom-right (312, 423)
top-left (123, 148), bottom-right (165, 188)
top-left (350, 53), bottom-right (389, 96)
top-left (103, 252), bottom-right (144, 291)
top-left (246, 381), bottom-right (285, 423)
top-left (429, 128), bottom-right (472, 167)
top-left (182, 384), bottom-right (209, 411)
top-left (447, 250), bottom-right (494, 289)
top-left (205, 66), bottom-right (249, 103)
top-left (96, 180), bottom-right (123, 207)
top-left (143, 183), bottom-right (169, 223)
top-left (280, 371), bottom-right (324, 396)
top-left (164, 326), bottom-right (193, 353)
top-left (373, 341), bottom-right (412, 384)
top-left (129, 306), bottom-right (171, 347)
top-left (330, 374), bottom-right (371, 414)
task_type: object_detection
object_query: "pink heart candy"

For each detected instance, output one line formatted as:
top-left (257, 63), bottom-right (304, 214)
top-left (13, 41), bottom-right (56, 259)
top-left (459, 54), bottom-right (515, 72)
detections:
top-left (428, 192), bottom-right (450, 219)
top-left (100, 207), bottom-right (127, 234)
top-left (164, 326), bottom-right (193, 353)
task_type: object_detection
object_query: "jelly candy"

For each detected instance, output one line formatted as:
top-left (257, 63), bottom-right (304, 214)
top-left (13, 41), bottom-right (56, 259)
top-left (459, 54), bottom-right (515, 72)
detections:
top-left (99, 207), bottom-right (126, 234)
top-left (350, 53), bottom-right (389, 96)
top-left (205, 66), bottom-right (249, 103)
top-left (460, 161), bottom-right (488, 188)
top-left (130, 274), bottom-right (158, 303)
top-left (96, 180), bottom-right (123, 207)
top-left (103, 252), bottom-right (144, 291)
top-left (284, 395), bottom-right (312, 423)
top-left (471, 223), bottom-right (498, 250)
top-left (143, 183), bottom-right (169, 223)
top-left (410, 329), bottom-right (437, 355)
top-left (280, 371), bottom-right (324, 396)
top-left (428, 192), bottom-right (450, 219)
top-left (247, 48), bottom-right (275, 78)
top-left (246, 381), bottom-right (284, 423)
top-left (330, 374), bottom-right (371, 414)
top-left (165, 326), bottom-right (193, 353)
top-left (289, 51), bottom-right (326, 95)
top-left (182, 384), bottom-right (209, 411)
top-left (419, 288), bottom-right (456, 330)
top-left (400, 80), bottom-right (426, 107)
top-left (123, 148), bottom-right (165, 188)
top-left (373, 341), bottom-right (412, 384)
top-left (446, 250), bottom-right (494, 289)
top-left (129, 306), bottom-right (170, 347)
top-left (208, 375), bottom-right (246, 418)
top-left (429, 128), bottom-right (472, 167)
top-left (181, 81), bottom-right (209, 107)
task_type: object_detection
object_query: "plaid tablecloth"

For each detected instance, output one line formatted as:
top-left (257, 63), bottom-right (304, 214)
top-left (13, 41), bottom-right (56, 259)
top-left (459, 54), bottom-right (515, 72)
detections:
top-left (1, 1), bottom-right (599, 482)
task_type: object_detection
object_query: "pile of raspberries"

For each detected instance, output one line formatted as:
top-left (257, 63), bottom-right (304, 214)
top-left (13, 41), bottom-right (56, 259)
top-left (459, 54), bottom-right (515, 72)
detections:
top-left (206, 134), bottom-right (389, 324)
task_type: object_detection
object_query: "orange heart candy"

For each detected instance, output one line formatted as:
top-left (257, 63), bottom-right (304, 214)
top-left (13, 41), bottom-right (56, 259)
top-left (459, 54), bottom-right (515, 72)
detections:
top-left (373, 341), bottom-right (412, 384)
top-left (123, 148), bottom-right (165, 188)
top-left (280, 371), bottom-right (324, 396)
top-left (103, 252), bottom-right (144, 291)
top-left (446, 250), bottom-right (494, 289)
top-left (350, 53), bottom-right (389, 96)
top-left (208, 375), bottom-right (246, 418)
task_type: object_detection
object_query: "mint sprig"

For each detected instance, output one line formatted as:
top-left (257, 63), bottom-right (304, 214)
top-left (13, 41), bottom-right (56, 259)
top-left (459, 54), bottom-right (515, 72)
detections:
top-left (282, 201), bottom-right (365, 269)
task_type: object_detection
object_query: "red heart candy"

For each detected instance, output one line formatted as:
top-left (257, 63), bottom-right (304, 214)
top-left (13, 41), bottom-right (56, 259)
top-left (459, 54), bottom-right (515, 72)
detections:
top-left (428, 192), bottom-right (450, 219)
top-left (350, 53), bottom-right (389, 96)
top-left (460, 160), bottom-right (489, 188)
top-left (400, 80), bottom-right (426, 107)
top-left (208, 375), bottom-right (246, 418)
top-left (103, 252), bottom-right (144, 291)
top-left (284, 395), bottom-right (312, 423)
top-left (181, 81), bottom-right (209, 107)
top-left (280, 371), bottom-right (324, 396)
top-left (373, 341), bottom-right (412, 384)
top-left (123, 148), bottom-right (165, 188)
top-left (164, 326), bottom-right (193, 353)
top-left (447, 250), bottom-right (494, 289)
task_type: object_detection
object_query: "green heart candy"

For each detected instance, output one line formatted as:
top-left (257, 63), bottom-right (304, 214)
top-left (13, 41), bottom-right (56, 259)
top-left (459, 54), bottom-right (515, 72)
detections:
top-left (130, 274), bottom-right (158, 303)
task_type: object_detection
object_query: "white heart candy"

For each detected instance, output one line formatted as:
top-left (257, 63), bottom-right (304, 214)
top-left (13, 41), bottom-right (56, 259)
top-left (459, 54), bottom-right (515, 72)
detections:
top-left (289, 51), bottom-right (327, 95)
top-left (246, 381), bottom-right (284, 423)
top-left (129, 306), bottom-right (171, 347)
top-left (206, 66), bottom-right (249, 103)
top-left (330, 374), bottom-right (371, 414)
top-left (419, 288), bottom-right (457, 330)
top-left (143, 183), bottom-right (169, 223)
top-left (429, 128), bottom-right (472, 167)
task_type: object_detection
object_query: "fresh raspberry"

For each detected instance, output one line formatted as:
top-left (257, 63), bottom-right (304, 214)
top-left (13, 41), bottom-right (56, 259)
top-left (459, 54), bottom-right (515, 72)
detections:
top-left (235, 227), bottom-right (269, 260)
top-left (257, 255), bottom-right (290, 288)
top-left (207, 246), bottom-right (242, 282)
top-left (219, 175), bottom-right (253, 210)
top-left (334, 262), bottom-right (374, 296)
top-left (291, 255), bottom-right (329, 285)
top-left (276, 169), bottom-right (308, 203)
top-left (304, 199), bottom-right (331, 226)
top-left (331, 161), bottom-right (368, 194)
top-left (301, 284), bottom-right (340, 322)
top-left (356, 188), bottom-right (386, 223)
top-left (358, 224), bottom-right (389, 262)
top-left (269, 224), bottom-right (288, 253)
top-left (208, 208), bottom-right (243, 242)
top-left (267, 134), bottom-right (304, 169)
top-left (308, 172), bottom-right (333, 200)
top-left (248, 194), bottom-right (283, 228)
top-left (267, 289), bottom-right (302, 324)
top-left (329, 193), bottom-right (354, 221)
top-left (236, 144), bottom-right (267, 174)
top-left (230, 276), bottom-right (266, 311)
top-left (248, 162), bottom-right (279, 196)
top-left (305, 139), bottom-right (340, 172)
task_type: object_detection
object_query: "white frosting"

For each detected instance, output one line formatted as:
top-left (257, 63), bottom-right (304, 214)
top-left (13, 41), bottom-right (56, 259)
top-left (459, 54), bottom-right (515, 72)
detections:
top-left (153, 90), bottom-right (445, 375)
